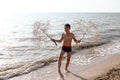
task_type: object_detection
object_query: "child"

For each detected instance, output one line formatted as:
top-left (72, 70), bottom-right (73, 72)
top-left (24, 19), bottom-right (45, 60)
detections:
top-left (51, 24), bottom-right (81, 79)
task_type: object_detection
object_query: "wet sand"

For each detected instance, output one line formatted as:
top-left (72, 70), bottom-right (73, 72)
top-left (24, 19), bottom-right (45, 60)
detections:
top-left (8, 53), bottom-right (120, 80)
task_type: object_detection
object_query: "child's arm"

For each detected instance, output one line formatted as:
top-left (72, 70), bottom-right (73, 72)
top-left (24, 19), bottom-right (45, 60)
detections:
top-left (72, 34), bottom-right (81, 43)
top-left (51, 33), bottom-right (64, 43)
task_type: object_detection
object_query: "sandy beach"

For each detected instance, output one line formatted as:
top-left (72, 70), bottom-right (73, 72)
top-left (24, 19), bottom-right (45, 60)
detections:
top-left (7, 53), bottom-right (120, 80)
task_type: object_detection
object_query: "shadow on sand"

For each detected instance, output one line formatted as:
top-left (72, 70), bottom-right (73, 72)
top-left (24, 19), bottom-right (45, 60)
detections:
top-left (66, 71), bottom-right (88, 80)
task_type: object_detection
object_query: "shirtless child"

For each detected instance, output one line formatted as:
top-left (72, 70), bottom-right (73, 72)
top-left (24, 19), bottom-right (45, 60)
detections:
top-left (51, 24), bottom-right (81, 79)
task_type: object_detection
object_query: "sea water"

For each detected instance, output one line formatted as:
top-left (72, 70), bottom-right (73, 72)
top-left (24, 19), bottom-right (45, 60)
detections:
top-left (0, 13), bottom-right (120, 79)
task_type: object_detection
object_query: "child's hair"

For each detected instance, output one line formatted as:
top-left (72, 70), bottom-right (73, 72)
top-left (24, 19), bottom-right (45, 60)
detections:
top-left (65, 24), bottom-right (71, 29)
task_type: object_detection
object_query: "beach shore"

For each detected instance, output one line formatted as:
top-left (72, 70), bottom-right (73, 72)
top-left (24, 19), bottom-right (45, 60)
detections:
top-left (8, 53), bottom-right (120, 80)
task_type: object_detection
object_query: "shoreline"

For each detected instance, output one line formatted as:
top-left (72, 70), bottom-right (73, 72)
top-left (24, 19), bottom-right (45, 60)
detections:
top-left (8, 53), bottom-right (120, 80)
top-left (95, 63), bottom-right (120, 80)
top-left (78, 53), bottom-right (120, 80)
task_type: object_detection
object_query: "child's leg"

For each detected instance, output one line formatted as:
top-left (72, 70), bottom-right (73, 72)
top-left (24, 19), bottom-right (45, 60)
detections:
top-left (65, 52), bottom-right (71, 71)
top-left (58, 51), bottom-right (65, 78)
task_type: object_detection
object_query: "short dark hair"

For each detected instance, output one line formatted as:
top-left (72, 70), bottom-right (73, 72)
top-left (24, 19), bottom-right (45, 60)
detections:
top-left (65, 24), bottom-right (70, 29)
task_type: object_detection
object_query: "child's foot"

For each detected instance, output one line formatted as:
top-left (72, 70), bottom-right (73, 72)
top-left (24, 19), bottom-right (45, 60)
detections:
top-left (65, 68), bottom-right (70, 72)
top-left (56, 76), bottom-right (65, 80)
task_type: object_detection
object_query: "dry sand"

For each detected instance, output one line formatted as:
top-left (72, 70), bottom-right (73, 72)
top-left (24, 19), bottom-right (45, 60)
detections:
top-left (8, 53), bottom-right (120, 80)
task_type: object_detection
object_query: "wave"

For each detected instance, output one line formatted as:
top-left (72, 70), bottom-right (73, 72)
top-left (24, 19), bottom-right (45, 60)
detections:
top-left (0, 55), bottom-right (59, 80)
